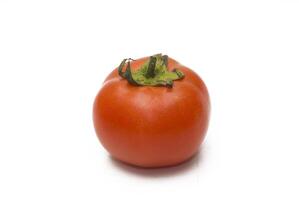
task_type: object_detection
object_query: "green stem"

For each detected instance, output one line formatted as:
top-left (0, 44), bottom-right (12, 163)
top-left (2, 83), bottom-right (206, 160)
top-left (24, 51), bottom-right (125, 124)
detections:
top-left (145, 56), bottom-right (157, 78)
top-left (117, 54), bottom-right (185, 88)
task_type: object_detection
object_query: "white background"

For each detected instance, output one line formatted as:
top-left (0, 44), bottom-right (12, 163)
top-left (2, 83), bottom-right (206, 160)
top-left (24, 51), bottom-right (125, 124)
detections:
top-left (1, 0), bottom-right (299, 199)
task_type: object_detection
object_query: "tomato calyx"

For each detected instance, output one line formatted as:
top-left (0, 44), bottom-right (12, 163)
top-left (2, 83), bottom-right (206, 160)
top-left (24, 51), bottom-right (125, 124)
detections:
top-left (118, 54), bottom-right (185, 88)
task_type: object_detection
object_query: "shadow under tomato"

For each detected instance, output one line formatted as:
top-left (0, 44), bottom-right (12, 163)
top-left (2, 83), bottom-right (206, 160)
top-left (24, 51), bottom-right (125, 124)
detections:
top-left (108, 149), bottom-right (203, 178)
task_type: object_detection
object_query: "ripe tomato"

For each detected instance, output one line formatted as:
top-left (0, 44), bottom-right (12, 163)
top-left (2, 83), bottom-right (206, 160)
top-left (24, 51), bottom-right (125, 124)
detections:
top-left (93, 54), bottom-right (210, 168)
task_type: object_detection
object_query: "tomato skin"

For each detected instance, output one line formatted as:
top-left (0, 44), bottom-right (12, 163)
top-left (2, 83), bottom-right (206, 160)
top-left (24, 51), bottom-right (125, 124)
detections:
top-left (93, 56), bottom-right (210, 168)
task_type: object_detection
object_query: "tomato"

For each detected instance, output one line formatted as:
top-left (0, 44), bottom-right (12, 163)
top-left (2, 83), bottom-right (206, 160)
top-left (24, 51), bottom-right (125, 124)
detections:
top-left (93, 54), bottom-right (210, 168)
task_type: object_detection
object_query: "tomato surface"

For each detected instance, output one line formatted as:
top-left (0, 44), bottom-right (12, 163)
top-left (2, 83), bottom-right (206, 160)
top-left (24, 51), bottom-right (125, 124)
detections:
top-left (93, 55), bottom-right (210, 168)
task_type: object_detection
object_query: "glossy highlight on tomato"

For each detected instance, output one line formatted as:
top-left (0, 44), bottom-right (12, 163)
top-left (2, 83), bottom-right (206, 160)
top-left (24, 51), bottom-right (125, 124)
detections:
top-left (93, 54), bottom-right (210, 168)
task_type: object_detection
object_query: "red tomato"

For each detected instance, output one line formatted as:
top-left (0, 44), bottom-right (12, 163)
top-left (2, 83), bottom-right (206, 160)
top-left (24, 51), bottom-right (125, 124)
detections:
top-left (93, 54), bottom-right (210, 168)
